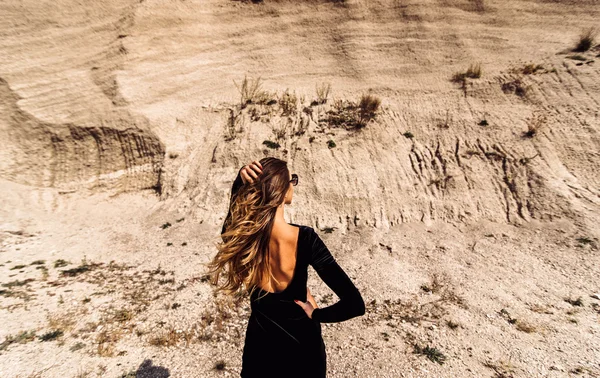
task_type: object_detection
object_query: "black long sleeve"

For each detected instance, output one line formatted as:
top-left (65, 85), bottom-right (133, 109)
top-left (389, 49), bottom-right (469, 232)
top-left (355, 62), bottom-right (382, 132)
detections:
top-left (221, 166), bottom-right (245, 236)
top-left (308, 228), bottom-right (366, 323)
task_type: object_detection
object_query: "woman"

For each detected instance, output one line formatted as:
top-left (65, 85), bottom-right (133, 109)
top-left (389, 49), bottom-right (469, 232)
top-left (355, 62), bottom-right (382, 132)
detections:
top-left (207, 157), bottom-right (365, 378)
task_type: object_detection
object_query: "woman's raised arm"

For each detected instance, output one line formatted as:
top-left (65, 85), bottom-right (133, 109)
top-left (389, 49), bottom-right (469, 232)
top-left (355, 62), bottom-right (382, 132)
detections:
top-left (221, 161), bottom-right (263, 236)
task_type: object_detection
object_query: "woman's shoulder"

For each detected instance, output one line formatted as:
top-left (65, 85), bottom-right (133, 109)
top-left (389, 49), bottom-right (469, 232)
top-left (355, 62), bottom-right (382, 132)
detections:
top-left (289, 223), bottom-right (316, 233)
top-left (290, 224), bottom-right (321, 245)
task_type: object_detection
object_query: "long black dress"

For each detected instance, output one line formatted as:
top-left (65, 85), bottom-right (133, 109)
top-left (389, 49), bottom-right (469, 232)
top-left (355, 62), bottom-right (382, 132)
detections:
top-left (221, 167), bottom-right (366, 378)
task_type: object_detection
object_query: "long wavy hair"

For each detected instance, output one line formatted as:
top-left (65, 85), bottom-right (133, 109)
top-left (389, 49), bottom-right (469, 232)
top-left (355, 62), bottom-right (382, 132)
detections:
top-left (206, 157), bottom-right (291, 301)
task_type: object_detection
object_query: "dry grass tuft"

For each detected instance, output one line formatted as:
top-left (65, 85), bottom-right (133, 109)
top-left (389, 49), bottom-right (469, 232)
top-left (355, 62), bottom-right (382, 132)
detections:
top-left (322, 99), bottom-right (359, 129)
top-left (483, 359), bottom-right (516, 378)
top-left (514, 319), bottom-right (537, 333)
top-left (523, 111), bottom-right (547, 138)
top-left (74, 366), bottom-right (93, 378)
top-left (321, 94), bottom-right (381, 129)
top-left (314, 82), bottom-right (331, 105)
top-left (564, 296), bottom-right (584, 307)
top-left (234, 76), bottom-right (276, 108)
top-left (47, 310), bottom-right (77, 333)
top-left (96, 328), bottom-right (123, 357)
top-left (451, 62), bottom-right (482, 83)
top-left (279, 89), bottom-right (298, 116)
top-left (0, 330), bottom-right (36, 351)
top-left (145, 293), bottom-right (249, 348)
top-left (446, 320), bottom-right (460, 329)
top-left (528, 303), bottom-right (554, 314)
top-left (520, 63), bottom-right (545, 75)
top-left (271, 118), bottom-right (292, 140)
top-left (466, 62), bottom-right (482, 78)
top-left (421, 272), bottom-right (468, 308)
top-left (574, 27), bottom-right (597, 52)
top-left (358, 94), bottom-right (381, 126)
top-left (225, 108), bottom-right (244, 141)
top-left (148, 326), bottom-right (180, 347)
top-left (420, 273), bottom-right (444, 293)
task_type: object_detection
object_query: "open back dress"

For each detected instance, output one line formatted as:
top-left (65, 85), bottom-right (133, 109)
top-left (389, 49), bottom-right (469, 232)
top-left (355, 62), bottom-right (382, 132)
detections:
top-left (221, 167), bottom-right (366, 378)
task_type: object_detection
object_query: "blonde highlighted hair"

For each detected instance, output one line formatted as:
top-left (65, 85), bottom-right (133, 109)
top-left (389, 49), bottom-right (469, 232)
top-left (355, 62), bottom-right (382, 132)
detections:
top-left (206, 157), bottom-right (291, 301)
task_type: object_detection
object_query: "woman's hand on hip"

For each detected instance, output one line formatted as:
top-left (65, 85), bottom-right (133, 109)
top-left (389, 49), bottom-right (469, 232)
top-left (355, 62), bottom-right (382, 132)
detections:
top-left (295, 287), bottom-right (318, 319)
top-left (306, 287), bottom-right (319, 309)
top-left (294, 298), bottom-right (315, 319)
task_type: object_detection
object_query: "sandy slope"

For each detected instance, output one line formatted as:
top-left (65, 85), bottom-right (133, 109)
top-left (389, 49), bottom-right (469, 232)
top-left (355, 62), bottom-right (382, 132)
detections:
top-left (1, 0), bottom-right (599, 377)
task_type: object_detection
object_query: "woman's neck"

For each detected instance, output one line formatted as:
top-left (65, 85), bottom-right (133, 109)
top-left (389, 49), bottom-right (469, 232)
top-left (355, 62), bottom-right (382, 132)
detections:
top-left (271, 204), bottom-right (290, 236)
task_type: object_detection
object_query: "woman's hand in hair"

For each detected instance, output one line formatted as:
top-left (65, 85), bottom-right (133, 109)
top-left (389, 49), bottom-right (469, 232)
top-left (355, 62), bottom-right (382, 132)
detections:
top-left (240, 160), bottom-right (263, 184)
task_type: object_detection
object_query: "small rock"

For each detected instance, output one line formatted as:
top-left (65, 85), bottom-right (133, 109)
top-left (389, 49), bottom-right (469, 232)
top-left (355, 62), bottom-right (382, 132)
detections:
top-left (591, 293), bottom-right (600, 300)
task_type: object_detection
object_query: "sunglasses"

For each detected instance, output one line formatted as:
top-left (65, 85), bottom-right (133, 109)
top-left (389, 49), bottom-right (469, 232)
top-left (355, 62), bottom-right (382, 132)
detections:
top-left (289, 173), bottom-right (298, 186)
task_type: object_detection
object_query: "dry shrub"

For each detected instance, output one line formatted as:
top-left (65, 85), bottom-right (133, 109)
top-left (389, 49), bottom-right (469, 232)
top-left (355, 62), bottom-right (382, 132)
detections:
top-left (225, 108), bottom-right (244, 142)
top-left (567, 54), bottom-right (587, 61)
top-left (294, 112), bottom-right (310, 136)
top-left (501, 78), bottom-right (528, 98)
top-left (465, 62), bottom-right (482, 78)
top-left (358, 94), bottom-right (381, 126)
top-left (271, 118), bottom-right (292, 140)
top-left (96, 328), bottom-right (122, 357)
top-left (528, 303), bottom-right (554, 314)
top-left (74, 366), bottom-right (93, 378)
top-left (148, 326), bottom-right (180, 347)
top-left (322, 99), bottom-right (359, 129)
top-left (574, 27), bottom-right (597, 52)
top-left (234, 76), bottom-right (275, 108)
top-left (145, 294), bottom-right (249, 348)
top-left (523, 111), bottom-right (547, 138)
top-left (421, 272), bottom-right (467, 308)
top-left (195, 293), bottom-right (247, 342)
top-left (362, 284), bottom-right (466, 327)
top-left (279, 89), bottom-right (298, 116)
top-left (520, 64), bottom-right (544, 75)
top-left (315, 82), bottom-right (331, 105)
top-left (452, 62), bottom-right (482, 83)
top-left (0, 330), bottom-right (36, 351)
top-left (483, 359), bottom-right (516, 378)
top-left (47, 311), bottom-right (77, 333)
top-left (451, 71), bottom-right (467, 83)
top-left (515, 319), bottom-right (537, 333)
top-left (321, 94), bottom-right (381, 129)
top-left (421, 273), bottom-right (444, 293)
top-left (111, 308), bottom-right (135, 323)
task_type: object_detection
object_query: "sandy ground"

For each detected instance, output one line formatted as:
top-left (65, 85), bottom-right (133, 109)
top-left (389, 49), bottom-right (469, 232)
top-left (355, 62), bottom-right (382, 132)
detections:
top-left (1, 0), bottom-right (600, 377)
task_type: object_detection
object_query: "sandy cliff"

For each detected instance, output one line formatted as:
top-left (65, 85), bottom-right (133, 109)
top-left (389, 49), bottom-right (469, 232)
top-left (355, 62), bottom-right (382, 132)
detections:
top-left (1, 0), bottom-right (599, 377)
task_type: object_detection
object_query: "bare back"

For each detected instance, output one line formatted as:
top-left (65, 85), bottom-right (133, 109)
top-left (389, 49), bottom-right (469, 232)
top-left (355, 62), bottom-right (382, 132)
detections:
top-left (258, 224), bottom-right (301, 294)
